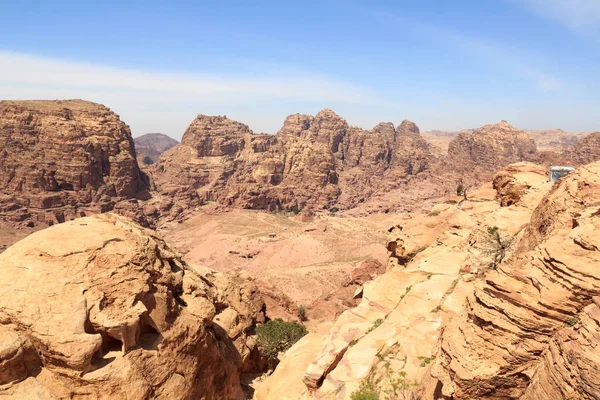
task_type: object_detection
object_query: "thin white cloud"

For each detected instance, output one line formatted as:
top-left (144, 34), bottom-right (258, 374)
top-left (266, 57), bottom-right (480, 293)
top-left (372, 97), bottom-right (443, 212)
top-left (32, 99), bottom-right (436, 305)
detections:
top-left (516, 0), bottom-right (600, 37)
top-left (349, 1), bottom-right (565, 91)
top-left (0, 51), bottom-right (380, 104)
top-left (0, 51), bottom-right (410, 137)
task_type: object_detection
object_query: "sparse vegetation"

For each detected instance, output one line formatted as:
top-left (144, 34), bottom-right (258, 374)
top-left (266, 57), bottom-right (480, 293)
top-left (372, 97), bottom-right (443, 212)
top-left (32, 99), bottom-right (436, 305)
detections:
top-left (298, 305), bottom-right (307, 321)
top-left (365, 318), bottom-right (384, 335)
top-left (477, 226), bottom-right (514, 269)
top-left (418, 356), bottom-right (433, 367)
top-left (329, 206), bottom-right (340, 213)
top-left (428, 210), bottom-right (440, 217)
top-left (255, 319), bottom-right (308, 360)
top-left (456, 184), bottom-right (464, 196)
top-left (383, 371), bottom-right (419, 400)
top-left (142, 155), bottom-right (154, 165)
top-left (565, 317), bottom-right (578, 327)
top-left (399, 285), bottom-right (412, 301)
top-left (351, 378), bottom-right (379, 400)
top-left (351, 363), bottom-right (419, 400)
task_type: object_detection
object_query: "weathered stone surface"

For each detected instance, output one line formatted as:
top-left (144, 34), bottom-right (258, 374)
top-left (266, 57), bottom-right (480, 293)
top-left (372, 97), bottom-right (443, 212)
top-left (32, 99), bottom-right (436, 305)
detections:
top-left (150, 110), bottom-right (436, 214)
top-left (492, 162), bottom-right (549, 207)
top-left (563, 131), bottom-right (600, 165)
top-left (445, 120), bottom-right (537, 180)
top-left (433, 161), bottom-right (600, 399)
top-left (0, 213), bottom-right (265, 399)
top-left (255, 165), bottom-right (551, 399)
top-left (134, 133), bottom-right (179, 165)
top-left (0, 100), bottom-right (149, 229)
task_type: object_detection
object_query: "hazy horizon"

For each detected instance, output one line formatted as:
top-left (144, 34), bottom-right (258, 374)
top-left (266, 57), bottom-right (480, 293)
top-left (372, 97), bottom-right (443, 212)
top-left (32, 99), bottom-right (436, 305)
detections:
top-left (2, 0), bottom-right (599, 139)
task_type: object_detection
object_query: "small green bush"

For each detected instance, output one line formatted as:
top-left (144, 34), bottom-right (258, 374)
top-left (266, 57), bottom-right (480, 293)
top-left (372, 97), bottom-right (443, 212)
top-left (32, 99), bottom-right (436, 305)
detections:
top-left (351, 379), bottom-right (379, 400)
top-left (142, 155), bottom-right (154, 165)
top-left (565, 317), bottom-right (578, 327)
top-left (256, 319), bottom-right (308, 360)
top-left (329, 206), bottom-right (340, 213)
top-left (298, 305), bottom-right (307, 321)
top-left (456, 184), bottom-right (464, 196)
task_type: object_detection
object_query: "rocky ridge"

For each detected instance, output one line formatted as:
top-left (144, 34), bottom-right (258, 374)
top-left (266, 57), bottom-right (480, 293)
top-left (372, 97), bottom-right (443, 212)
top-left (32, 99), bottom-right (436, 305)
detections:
top-left (151, 113), bottom-right (547, 216)
top-left (255, 160), bottom-right (600, 399)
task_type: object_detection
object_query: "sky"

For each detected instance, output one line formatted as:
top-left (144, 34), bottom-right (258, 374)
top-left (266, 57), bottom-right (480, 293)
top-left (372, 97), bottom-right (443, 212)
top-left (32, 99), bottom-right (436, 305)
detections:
top-left (1, 0), bottom-right (599, 139)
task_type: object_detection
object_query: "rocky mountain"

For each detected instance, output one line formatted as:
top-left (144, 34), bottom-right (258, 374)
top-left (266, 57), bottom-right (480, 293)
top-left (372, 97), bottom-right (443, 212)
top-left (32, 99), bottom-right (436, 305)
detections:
top-left (0, 213), bottom-right (266, 399)
top-left (0, 100), bottom-right (149, 229)
top-left (445, 120), bottom-right (537, 172)
top-left (134, 133), bottom-right (179, 165)
top-left (563, 131), bottom-right (600, 165)
top-left (526, 128), bottom-right (585, 152)
top-left (423, 127), bottom-right (587, 155)
top-left (150, 110), bottom-right (436, 214)
top-left (255, 160), bottom-right (600, 399)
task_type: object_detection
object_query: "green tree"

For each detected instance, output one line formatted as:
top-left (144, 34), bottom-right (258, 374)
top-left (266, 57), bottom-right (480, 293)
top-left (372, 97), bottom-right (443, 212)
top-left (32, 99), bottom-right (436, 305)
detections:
top-left (256, 319), bottom-right (308, 360)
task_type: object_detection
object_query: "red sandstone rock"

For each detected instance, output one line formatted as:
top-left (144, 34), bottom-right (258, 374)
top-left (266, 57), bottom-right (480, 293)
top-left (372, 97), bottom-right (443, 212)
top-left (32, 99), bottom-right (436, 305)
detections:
top-left (0, 100), bottom-right (149, 229)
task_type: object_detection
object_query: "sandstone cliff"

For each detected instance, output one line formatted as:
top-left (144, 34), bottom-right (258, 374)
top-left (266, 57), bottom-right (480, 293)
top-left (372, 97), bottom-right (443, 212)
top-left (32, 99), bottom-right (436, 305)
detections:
top-left (445, 121), bottom-right (537, 180)
top-left (434, 161), bottom-right (600, 399)
top-left (0, 100), bottom-right (149, 229)
top-left (0, 213), bottom-right (265, 399)
top-left (150, 110), bottom-right (436, 214)
top-left (563, 131), bottom-right (600, 165)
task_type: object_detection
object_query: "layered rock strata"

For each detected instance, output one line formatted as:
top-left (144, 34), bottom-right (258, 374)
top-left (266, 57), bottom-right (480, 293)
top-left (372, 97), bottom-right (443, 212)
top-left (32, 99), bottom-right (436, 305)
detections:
top-left (0, 100), bottom-right (149, 228)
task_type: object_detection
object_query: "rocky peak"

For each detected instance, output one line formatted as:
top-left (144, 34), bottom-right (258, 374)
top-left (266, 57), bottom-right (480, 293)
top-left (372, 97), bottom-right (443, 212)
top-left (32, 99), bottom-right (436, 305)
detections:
top-left (397, 120), bottom-right (421, 136)
top-left (446, 120), bottom-right (537, 177)
top-left (134, 133), bottom-right (179, 165)
top-left (278, 114), bottom-right (313, 137)
top-left (371, 122), bottom-right (396, 138)
top-left (181, 114), bottom-right (250, 157)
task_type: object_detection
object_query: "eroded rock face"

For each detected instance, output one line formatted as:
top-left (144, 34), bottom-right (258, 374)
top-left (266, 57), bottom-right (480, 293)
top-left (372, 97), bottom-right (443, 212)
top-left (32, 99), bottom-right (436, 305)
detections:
top-left (445, 121), bottom-right (538, 181)
top-left (150, 110), bottom-right (435, 214)
top-left (563, 131), bottom-right (600, 165)
top-left (0, 213), bottom-right (264, 399)
top-left (492, 162), bottom-right (548, 207)
top-left (0, 100), bottom-right (149, 228)
top-left (433, 161), bottom-right (600, 399)
top-left (255, 162), bottom-right (600, 400)
top-left (134, 133), bottom-right (179, 165)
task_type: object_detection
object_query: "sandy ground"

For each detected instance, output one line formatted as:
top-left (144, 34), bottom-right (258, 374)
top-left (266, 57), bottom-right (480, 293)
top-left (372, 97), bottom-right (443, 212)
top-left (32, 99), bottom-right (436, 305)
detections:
top-left (161, 206), bottom-right (403, 323)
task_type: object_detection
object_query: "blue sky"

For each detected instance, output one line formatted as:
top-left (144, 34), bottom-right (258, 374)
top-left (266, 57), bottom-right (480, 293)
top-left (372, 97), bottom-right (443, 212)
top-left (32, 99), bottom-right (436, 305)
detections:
top-left (1, 0), bottom-right (599, 138)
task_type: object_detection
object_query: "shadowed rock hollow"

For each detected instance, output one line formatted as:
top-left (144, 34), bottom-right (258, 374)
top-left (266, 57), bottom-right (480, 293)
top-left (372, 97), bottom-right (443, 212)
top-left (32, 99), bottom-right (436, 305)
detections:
top-left (0, 213), bottom-right (265, 399)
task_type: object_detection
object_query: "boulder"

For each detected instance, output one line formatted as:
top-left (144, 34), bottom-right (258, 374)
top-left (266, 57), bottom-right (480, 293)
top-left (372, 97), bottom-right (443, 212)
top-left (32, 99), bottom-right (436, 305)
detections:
top-left (0, 213), bottom-right (264, 399)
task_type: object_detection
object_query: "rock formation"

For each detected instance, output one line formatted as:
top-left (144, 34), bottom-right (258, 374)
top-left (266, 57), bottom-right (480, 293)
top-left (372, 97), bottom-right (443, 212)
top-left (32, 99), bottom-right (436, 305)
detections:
top-left (150, 110), bottom-right (435, 214)
top-left (0, 100), bottom-right (149, 229)
top-left (445, 121), bottom-right (537, 179)
top-left (563, 131), bottom-right (600, 165)
top-left (423, 127), bottom-right (586, 155)
top-left (0, 213), bottom-right (265, 399)
top-left (255, 161), bottom-right (600, 400)
top-left (434, 161), bottom-right (600, 399)
top-left (134, 133), bottom-right (179, 165)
